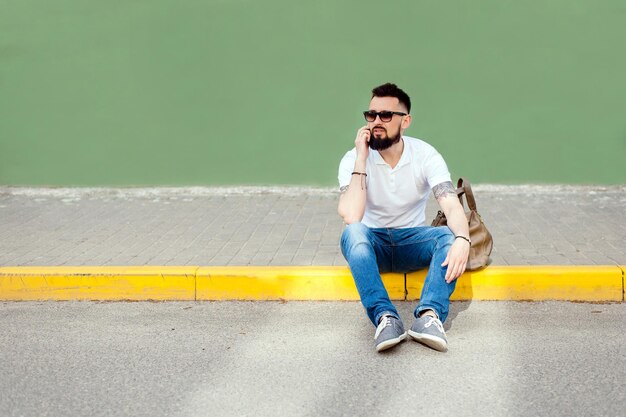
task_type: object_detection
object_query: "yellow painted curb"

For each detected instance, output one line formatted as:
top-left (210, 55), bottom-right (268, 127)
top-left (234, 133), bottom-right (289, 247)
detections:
top-left (0, 265), bottom-right (623, 301)
top-left (196, 266), bottom-right (405, 301)
top-left (407, 266), bottom-right (623, 301)
top-left (0, 266), bottom-right (197, 301)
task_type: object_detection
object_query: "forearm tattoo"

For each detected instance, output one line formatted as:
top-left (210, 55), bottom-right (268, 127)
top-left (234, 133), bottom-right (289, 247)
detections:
top-left (339, 185), bottom-right (349, 194)
top-left (432, 181), bottom-right (456, 200)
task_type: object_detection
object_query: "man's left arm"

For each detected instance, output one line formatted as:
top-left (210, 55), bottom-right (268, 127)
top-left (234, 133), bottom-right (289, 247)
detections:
top-left (433, 181), bottom-right (470, 283)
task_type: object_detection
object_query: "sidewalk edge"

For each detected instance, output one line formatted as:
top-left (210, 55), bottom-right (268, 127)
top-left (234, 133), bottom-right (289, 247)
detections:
top-left (0, 265), bottom-right (623, 302)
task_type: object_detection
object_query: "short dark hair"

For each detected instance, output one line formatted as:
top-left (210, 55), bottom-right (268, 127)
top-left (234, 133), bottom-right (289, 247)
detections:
top-left (371, 83), bottom-right (411, 113)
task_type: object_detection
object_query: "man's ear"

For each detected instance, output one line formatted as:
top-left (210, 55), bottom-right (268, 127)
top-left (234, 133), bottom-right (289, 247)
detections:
top-left (401, 114), bottom-right (412, 130)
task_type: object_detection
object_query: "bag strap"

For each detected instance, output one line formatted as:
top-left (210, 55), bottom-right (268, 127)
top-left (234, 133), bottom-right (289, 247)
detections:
top-left (454, 180), bottom-right (465, 209)
top-left (457, 177), bottom-right (477, 211)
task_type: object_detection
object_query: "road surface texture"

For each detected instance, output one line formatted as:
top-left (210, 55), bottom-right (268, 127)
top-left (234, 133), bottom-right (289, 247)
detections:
top-left (1, 301), bottom-right (624, 417)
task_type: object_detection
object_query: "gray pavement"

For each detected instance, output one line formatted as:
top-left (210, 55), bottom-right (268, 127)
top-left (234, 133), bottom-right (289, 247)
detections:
top-left (1, 185), bottom-right (625, 267)
top-left (1, 301), bottom-right (624, 417)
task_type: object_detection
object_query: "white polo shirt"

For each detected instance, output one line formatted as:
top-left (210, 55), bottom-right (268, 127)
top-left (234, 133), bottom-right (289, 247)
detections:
top-left (338, 136), bottom-right (451, 228)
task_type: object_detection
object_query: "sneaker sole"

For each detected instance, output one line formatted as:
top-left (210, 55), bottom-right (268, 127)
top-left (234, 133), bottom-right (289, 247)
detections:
top-left (376, 332), bottom-right (407, 352)
top-left (408, 330), bottom-right (447, 352)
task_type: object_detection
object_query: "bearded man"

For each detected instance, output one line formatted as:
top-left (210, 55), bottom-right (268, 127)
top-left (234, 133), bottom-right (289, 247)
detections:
top-left (337, 83), bottom-right (470, 353)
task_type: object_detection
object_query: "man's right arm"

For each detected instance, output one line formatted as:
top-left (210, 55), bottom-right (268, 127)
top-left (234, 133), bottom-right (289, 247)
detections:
top-left (338, 126), bottom-right (370, 224)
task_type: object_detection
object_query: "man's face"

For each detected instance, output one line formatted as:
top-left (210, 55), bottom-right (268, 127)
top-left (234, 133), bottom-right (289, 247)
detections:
top-left (367, 96), bottom-right (408, 151)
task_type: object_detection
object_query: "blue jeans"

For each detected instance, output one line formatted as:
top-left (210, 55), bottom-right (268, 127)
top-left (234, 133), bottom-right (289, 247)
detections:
top-left (340, 222), bottom-right (457, 326)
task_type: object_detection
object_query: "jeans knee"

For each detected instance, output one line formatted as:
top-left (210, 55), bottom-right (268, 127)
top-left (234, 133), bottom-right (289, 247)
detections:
top-left (437, 228), bottom-right (455, 250)
top-left (341, 222), bottom-right (369, 241)
top-left (340, 222), bottom-right (371, 252)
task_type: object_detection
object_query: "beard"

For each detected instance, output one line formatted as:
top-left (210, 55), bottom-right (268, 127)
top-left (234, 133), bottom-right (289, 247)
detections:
top-left (369, 127), bottom-right (402, 151)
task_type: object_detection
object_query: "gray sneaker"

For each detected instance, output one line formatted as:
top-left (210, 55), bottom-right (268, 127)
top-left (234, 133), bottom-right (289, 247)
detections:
top-left (374, 315), bottom-right (407, 352)
top-left (408, 315), bottom-right (448, 352)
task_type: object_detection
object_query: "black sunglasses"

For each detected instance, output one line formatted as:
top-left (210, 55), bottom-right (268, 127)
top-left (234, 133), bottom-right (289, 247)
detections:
top-left (363, 110), bottom-right (407, 123)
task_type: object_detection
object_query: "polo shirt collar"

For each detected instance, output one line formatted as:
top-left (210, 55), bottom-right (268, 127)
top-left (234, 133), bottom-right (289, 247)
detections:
top-left (371, 137), bottom-right (411, 168)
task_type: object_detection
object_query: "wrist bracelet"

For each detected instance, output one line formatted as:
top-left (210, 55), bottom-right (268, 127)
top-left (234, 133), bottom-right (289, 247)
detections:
top-left (455, 235), bottom-right (471, 245)
top-left (351, 171), bottom-right (367, 191)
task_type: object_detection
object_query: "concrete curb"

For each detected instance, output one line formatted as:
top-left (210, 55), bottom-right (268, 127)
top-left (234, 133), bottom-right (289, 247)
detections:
top-left (0, 266), bottom-right (623, 302)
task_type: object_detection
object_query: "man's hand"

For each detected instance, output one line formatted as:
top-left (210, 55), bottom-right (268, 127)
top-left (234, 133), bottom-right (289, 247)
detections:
top-left (355, 126), bottom-right (370, 161)
top-left (441, 238), bottom-right (470, 283)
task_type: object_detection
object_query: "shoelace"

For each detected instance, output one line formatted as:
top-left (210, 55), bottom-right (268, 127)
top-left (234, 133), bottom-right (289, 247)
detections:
top-left (374, 315), bottom-right (393, 339)
top-left (424, 316), bottom-right (445, 334)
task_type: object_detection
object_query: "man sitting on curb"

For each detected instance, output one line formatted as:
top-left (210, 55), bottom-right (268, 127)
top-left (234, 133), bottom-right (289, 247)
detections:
top-left (337, 83), bottom-right (470, 353)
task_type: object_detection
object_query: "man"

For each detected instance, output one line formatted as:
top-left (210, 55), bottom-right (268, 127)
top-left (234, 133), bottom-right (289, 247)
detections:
top-left (337, 83), bottom-right (470, 353)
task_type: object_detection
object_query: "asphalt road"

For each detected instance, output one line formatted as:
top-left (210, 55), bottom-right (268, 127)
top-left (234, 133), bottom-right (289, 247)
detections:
top-left (1, 301), bottom-right (624, 417)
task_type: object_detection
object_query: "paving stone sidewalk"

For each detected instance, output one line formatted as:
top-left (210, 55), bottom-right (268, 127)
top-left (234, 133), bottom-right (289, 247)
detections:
top-left (1, 185), bottom-right (624, 267)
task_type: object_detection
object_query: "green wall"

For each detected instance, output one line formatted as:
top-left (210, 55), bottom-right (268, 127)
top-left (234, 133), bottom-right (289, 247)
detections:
top-left (1, 0), bottom-right (625, 186)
